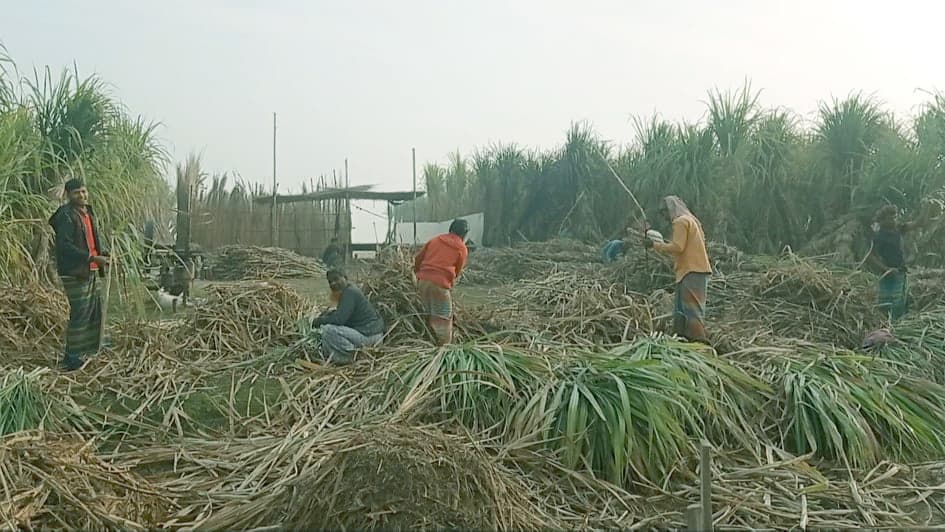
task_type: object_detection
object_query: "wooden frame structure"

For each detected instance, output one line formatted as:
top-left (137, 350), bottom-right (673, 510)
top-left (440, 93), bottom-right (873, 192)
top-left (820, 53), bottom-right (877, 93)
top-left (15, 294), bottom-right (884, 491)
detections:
top-left (252, 186), bottom-right (425, 251)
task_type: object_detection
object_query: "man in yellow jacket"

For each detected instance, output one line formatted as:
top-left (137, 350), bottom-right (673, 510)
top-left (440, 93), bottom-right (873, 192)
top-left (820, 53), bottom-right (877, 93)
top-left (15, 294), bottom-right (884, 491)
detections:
top-left (644, 196), bottom-right (712, 343)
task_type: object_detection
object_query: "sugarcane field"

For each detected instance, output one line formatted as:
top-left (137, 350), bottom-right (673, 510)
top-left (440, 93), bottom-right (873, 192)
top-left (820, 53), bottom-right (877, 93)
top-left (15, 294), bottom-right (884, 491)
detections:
top-left (5, 4), bottom-right (945, 530)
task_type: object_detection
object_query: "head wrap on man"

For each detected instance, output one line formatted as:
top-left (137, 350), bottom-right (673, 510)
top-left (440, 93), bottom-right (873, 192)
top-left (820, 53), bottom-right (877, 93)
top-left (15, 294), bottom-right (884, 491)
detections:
top-left (663, 195), bottom-right (692, 220)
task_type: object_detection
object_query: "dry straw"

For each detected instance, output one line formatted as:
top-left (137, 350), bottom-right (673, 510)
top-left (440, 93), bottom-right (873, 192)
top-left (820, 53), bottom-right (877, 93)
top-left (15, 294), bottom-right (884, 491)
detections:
top-left (3, 238), bottom-right (945, 529)
top-left (208, 245), bottom-right (326, 280)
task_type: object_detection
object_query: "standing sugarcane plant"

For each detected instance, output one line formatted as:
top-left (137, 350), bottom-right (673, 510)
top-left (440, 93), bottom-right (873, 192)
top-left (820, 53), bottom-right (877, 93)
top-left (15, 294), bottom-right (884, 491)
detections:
top-left (175, 154), bottom-right (203, 258)
top-left (0, 47), bottom-right (169, 284)
top-left (396, 82), bottom-right (945, 267)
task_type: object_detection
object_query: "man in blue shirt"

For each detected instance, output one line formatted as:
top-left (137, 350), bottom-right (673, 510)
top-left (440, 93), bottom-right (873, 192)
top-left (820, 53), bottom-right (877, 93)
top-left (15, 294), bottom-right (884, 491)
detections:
top-left (601, 238), bottom-right (629, 263)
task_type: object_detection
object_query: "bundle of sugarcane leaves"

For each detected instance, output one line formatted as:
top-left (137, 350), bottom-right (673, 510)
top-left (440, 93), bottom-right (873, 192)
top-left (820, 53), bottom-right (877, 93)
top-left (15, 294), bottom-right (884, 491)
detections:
top-left (276, 315), bottom-right (325, 361)
top-left (0, 367), bottom-right (91, 436)
top-left (728, 340), bottom-right (945, 468)
top-left (208, 245), bottom-right (326, 281)
top-left (182, 281), bottom-right (309, 355)
top-left (904, 267), bottom-right (945, 312)
top-left (710, 271), bottom-right (880, 350)
top-left (382, 336), bottom-right (770, 488)
top-left (0, 368), bottom-right (58, 436)
top-left (0, 431), bottom-right (171, 530)
top-left (505, 268), bottom-right (658, 344)
top-left (462, 239), bottom-right (598, 285)
top-left (113, 419), bottom-right (556, 531)
top-left (648, 447), bottom-right (945, 529)
top-left (873, 308), bottom-right (945, 384)
top-left (751, 253), bottom-right (873, 313)
top-left (0, 282), bottom-right (68, 353)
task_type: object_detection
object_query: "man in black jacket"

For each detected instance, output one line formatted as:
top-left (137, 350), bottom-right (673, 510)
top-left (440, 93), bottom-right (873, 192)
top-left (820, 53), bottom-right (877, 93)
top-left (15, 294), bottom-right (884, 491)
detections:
top-left (312, 269), bottom-right (384, 365)
top-left (321, 237), bottom-right (343, 269)
top-left (48, 178), bottom-right (109, 370)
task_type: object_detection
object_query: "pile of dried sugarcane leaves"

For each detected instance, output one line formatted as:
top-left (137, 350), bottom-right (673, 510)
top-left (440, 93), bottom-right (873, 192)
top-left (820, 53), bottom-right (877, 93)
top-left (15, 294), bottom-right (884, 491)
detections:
top-left (3, 239), bottom-right (945, 530)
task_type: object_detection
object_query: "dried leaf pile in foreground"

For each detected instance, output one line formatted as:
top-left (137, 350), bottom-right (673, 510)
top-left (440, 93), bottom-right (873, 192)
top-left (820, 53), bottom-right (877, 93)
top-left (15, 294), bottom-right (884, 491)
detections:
top-left (2, 242), bottom-right (945, 529)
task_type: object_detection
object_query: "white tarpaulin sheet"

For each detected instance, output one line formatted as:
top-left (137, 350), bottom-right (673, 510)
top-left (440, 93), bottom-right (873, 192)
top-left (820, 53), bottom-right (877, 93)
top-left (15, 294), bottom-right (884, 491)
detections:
top-left (395, 212), bottom-right (484, 245)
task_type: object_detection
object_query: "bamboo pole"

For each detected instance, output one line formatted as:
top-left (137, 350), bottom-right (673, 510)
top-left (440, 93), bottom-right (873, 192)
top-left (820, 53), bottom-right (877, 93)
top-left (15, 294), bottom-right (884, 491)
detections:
top-left (700, 440), bottom-right (713, 532)
top-left (271, 112), bottom-right (277, 247)
top-left (593, 145), bottom-right (646, 222)
top-left (98, 236), bottom-right (115, 351)
top-left (685, 504), bottom-right (701, 531)
top-left (345, 158), bottom-right (351, 261)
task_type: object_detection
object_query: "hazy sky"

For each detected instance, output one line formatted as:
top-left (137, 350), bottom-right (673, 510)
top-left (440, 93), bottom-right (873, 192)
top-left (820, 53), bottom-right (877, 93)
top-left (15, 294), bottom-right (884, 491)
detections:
top-left (4, 0), bottom-right (944, 241)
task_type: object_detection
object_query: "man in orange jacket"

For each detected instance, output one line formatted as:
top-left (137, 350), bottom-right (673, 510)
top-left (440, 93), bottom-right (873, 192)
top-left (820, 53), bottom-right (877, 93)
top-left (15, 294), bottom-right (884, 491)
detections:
top-left (414, 218), bottom-right (469, 344)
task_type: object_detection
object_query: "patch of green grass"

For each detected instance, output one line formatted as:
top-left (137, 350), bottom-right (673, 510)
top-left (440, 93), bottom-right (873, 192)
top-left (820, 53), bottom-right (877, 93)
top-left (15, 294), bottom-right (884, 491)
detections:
top-left (0, 368), bottom-right (54, 435)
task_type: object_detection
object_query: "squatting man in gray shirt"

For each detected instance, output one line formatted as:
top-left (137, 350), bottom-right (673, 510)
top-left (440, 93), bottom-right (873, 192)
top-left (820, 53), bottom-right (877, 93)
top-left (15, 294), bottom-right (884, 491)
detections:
top-left (311, 269), bottom-right (385, 364)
